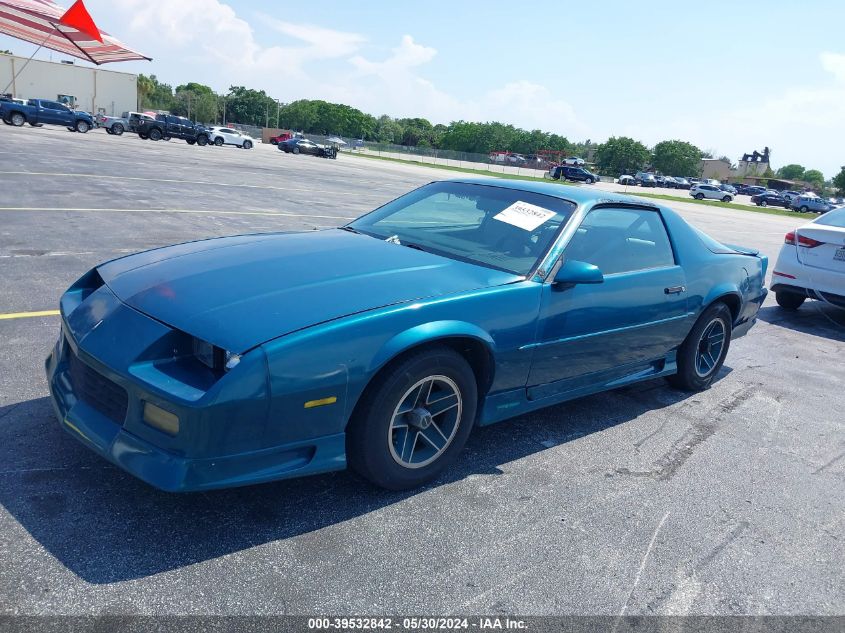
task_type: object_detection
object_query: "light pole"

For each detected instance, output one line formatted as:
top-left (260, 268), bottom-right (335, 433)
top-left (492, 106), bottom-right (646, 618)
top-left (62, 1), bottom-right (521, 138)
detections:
top-left (276, 99), bottom-right (281, 129)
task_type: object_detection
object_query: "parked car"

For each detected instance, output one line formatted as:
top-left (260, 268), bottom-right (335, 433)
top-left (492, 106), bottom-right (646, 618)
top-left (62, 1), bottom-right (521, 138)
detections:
top-left (269, 132), bottom-right (294, 145)
top-left (122, 111), bottom-right (155, 133)
top-left (46, 179), bottom-right (768, 491)
top-left (771, 206), bottom-right (845, 310)
top-left (663, 176), bottom-right (678, 188)
top-left (690, 184), bottom-right (734, 202)
top-left (719, 184), bottom-right (737, 194)
top-left (278, 137), bottom-right (338, 158)
top-left (562, 156), bottom-right (585, 166)
top-left (654, 175), bottom-right (666, 187)
top-left (635, 172), bottom-right (657, 187)
top-left (618, 175), bottom-right (636, 186)
top-left (0, 98), bottom-right (93, 132)
top-left (792, 195), bottom-right (833, 214)
top-left (672, 177), bottom-right (692, 190)
top-left (136, 114), bottom-right (210, 145)
top-left (208, 126), bottom-right (255, 149)
top-left (780, 190), bottom-right (802, 204)
top-left (751, 193), bottom-right (790, 208)
top-left (94, 113), bottom-right (129, 135)
top-left (548, 165), bottom-right (598, 184)
top-left (740, 185), bottom-right (767, 197)
top-left (688, 178), bottom-right (702, 186)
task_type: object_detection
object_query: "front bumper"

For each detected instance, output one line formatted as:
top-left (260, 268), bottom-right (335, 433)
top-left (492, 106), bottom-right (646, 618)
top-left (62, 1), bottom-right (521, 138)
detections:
top-left (45, 284), bottom-right (348, 492)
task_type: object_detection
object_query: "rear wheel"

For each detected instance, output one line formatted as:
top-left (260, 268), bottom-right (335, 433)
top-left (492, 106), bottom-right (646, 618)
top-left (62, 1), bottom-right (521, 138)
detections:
top-left (112, 123), bottom-right (124, 135)
top-left (75, 120), bottom-right (90, 133)
top-left (106, 128), bottom-right (114, 134)
top-left (148, 128), bottom-right (163, 141)
top-left (214, 137), bottom-right (224, 146)
top-left (722, 195), bottom-right (731, 202)
top-left (10, 112), bottom-right (25, 127)
top-left (668, 302), bottom-right (732, 391)
top-left (139, 133), bottom-right (149, 139)
top-left (186, 139), bottom-right (196, 145)
top-left (293, 146), bottom-right (300, 154)
top-left (196, 134), bottom-right (208, 146)
top-left (346, 346), bottom-right (478, 490)
top-left (776, 291), bottom-right (805, 310)
top-left (695, 193), bottom-right (704, 200)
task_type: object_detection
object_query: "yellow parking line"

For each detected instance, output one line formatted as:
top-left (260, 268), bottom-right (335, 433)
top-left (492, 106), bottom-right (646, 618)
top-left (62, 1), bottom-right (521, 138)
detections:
top-left (0, 310), bottom-right (60, 320)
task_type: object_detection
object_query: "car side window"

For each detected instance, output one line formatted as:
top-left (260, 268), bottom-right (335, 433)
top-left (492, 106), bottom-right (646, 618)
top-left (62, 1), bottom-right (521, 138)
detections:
top-left (563, 207), bottom-right (676, 275)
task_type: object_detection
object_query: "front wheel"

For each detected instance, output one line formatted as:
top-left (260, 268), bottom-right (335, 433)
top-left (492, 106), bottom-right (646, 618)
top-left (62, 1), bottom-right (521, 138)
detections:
top-left (148, 128), bottom-right (163, 141)
top-left (293, 146), bottom-right (300, 154)
top-left (214, 137), bottom-right (224, 146)
top-left (800, 206), bottom-right (809, 213)
top-left (585, 177), bottom-right (593, 184)
top-left (668, 302), bottom-right (732, 391)
top-left (243, 140), bottom-right (252, 149)
top-left (722, 196), bottom-right (731, 202)
top-left (196, 134), bottom-right (208, 146)
top-left (776, 291), bottom-right (805, 310)
top-left (695, 193), bottom-right (704, 200)
top-left (186, 139), bottom-right (196, 145)
top-left (139, 133), bottom-right (149, 139)
top-left (75, 120), bottom-right (90, 133)
top-left (760, 200), bottom-right (768, 207)
top-left (346, 346), bottom-right (478, 490)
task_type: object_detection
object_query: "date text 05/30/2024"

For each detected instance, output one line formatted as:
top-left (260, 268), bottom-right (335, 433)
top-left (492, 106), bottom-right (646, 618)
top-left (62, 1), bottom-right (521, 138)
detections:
top-left (308, 617), bottom-right (528, 630)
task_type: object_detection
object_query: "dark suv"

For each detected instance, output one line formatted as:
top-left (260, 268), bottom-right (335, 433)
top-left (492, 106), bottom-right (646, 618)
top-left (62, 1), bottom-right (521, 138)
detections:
top-left (136, 114), bottom-right (210, 145)
top-left (548, 165), bottom-right (598, 184)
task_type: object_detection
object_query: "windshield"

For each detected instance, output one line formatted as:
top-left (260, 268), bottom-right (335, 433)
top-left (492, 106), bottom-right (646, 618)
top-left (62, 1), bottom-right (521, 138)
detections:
top-left (815, 208), bottom-right (845, 228)
top-left (348, 181), bottom-right (577, 275)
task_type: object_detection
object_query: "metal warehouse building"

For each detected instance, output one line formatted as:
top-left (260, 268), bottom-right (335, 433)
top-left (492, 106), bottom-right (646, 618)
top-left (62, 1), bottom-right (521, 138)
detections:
top-left (1, 52), bottom-right (137, 116)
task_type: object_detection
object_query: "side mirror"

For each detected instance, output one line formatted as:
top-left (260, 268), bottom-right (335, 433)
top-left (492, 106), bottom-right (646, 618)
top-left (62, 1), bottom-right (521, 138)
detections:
top-left (553, 259), bottom-right (604, 285)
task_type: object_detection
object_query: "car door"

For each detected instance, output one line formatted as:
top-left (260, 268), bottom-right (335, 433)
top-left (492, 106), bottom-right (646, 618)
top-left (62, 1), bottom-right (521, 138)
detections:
top-left (527, 205), bottom-right (690, 399)
top-left (38, 101), bottom-right (62, 125)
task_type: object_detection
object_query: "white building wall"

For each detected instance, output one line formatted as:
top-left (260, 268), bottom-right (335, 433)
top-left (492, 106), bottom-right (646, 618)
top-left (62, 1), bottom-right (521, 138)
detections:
top-left (0, 53), bottom-right (137, 116)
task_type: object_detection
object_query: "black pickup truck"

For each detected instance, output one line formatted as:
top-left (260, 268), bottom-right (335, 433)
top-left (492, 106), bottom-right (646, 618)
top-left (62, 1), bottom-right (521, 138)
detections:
top-left (136, 113), bottom-right (210, 145)
top-left (0, 98), bottom-right (94, 132)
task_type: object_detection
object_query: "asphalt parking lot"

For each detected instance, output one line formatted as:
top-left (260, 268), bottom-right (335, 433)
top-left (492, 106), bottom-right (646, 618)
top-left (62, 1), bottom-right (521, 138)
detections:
top-left (1, 125), bottom-right (843, 616)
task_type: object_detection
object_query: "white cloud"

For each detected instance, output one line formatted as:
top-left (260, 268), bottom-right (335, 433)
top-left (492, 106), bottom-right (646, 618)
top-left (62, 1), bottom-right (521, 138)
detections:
top-left (820, 51), bottom-right (845, 82)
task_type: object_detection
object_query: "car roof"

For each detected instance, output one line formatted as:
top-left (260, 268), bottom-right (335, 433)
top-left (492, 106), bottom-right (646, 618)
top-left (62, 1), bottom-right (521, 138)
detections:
top-left (441, 177), bottom-right (659, 209)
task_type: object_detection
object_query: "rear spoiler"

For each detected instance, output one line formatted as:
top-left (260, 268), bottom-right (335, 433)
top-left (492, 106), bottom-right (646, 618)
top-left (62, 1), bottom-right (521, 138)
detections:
top-left (722, 243), bottom-right (760, 256)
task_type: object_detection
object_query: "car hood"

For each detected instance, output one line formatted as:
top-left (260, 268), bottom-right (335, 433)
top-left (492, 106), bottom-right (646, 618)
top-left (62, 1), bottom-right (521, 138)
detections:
top-left (97, 229), bottom-right (522, 352)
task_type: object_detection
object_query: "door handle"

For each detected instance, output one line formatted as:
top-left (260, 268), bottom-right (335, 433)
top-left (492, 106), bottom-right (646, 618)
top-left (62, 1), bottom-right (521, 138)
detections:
top-left (664, 286), bottom-right (686, 295)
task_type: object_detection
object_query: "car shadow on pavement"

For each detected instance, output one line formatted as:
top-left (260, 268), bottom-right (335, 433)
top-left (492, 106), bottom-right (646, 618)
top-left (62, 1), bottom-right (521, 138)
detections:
top-left (757, 303), bottom-right (845, 342)
top-left (0, 376), bottom-right (701, 584)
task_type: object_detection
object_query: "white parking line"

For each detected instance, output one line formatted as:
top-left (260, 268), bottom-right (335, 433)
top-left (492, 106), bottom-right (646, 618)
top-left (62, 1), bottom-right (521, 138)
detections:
top-left (0, 171), bottom-right (322, 193)
top-left (0, 207), bottom-right (356, 220)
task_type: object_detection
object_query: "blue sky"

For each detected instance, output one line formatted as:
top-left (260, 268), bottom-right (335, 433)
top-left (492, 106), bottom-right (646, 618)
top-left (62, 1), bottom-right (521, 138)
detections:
top-left (3, 0), bottom-right (844, 177)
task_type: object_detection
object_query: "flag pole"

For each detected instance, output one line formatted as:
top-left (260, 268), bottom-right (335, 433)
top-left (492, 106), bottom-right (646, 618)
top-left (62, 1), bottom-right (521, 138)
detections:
top-left (2, 29), bottom-right (55, 96)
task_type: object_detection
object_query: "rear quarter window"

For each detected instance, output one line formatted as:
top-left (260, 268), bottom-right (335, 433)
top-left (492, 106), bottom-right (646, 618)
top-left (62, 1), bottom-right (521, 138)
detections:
top-left (815, 208), bottom-right (845, 228)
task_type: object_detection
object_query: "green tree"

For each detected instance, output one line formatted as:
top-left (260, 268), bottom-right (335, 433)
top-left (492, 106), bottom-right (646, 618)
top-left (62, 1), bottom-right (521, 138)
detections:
top-left (223, 86), bottom-right (278, 126)
top-left (802, 169), bottom-right (825, 189)
top-left (651, 140), bottom-right (704, 176)
top-left (776, 164), bottom-right (805, 180)
top-left (833, 168), bottom-right (845, 195)
top-left (0, 50), bottom-right (12, 55)
top-left (594, 136), bottom-right (651, 176)
top-left (173, 82), bottom-right (217, 123)
top-left (137, 74), bottom-right (175, 112)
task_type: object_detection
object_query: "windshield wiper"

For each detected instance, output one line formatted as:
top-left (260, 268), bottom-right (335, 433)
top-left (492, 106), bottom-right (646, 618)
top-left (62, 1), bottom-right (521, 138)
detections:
top-left (339, 226), bottom-right (361, 234)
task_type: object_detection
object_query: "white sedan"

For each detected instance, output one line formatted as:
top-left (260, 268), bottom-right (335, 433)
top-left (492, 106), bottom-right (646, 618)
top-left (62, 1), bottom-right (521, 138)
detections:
top-left (690, 183), bottom-right (734, 202)
top-left (207, 126), bottom-right (255, 149)
top-left (771, 207), bottom-right (845, 310)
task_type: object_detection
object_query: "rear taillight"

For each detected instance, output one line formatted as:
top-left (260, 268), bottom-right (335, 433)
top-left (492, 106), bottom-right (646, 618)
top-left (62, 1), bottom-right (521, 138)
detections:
top-left (784, 231), bottom-right (823, 248)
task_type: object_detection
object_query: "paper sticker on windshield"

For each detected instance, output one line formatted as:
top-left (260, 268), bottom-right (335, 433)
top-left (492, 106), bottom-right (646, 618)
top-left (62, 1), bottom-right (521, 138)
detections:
top-left (493, 201), bottom-right (556, 231)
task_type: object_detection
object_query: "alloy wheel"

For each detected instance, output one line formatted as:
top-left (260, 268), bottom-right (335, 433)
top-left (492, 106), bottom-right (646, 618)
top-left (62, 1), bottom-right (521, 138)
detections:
top-left (695, 318), bottom-right (726, 377)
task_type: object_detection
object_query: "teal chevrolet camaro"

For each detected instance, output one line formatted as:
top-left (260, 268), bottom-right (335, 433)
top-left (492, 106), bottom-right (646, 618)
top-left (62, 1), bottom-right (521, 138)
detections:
top-left (46, 179), bottom-right (768, 491)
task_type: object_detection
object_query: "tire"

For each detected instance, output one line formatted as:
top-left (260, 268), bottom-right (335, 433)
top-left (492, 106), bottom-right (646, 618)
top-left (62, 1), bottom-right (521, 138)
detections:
top-left (293, 146), bottom-right (300, 154)
top-left (668, 302), bottom-right (732, 391)
top-left (346, 346), bottom-right (478, 490)
top-left (270, 139), bottom-right (278, 145)
top-left (214, 137), bottom-right (224, 146)
top-left (695, 193), bottom-right (704, 200)
top-left (243, 140), bottom-right (252, 149)
top-left (186, 139), bottom-right (196, 145)
top-left (776, 291), bottom-right (805, 310)
top-left (106, 128), bottom-right (114, 134)
top-left (1, 117), bottom-right (10, 125)
top-left (722, 196), bottom-right (731, 203)
top-left (800, 206), bottom-right (809, 213)
top-left (760, 200), bottom-right (767, 207)
top-left (585, 177), bottom-right (593, 184)
top-left (139, 133), bottom-right (149, 140)
top-left (75, 120), bottom-right (90, 133)
top-left (10, 112), bottom-right (25, 127)
top-left (29, 122), bottom-right (43, 127)
top-left (112, 123), bottom-right (124, 135)
top-left (148, 128), bottom-right (163, 141)
top-left (196, 134), bottom-right (208, 146)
